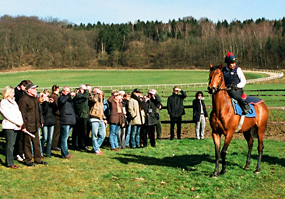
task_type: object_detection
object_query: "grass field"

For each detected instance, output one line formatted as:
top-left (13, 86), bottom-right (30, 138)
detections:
top-left (0, 137), bottom-right (284, 198)
top-left (0, 69), bottom-right (284, 198)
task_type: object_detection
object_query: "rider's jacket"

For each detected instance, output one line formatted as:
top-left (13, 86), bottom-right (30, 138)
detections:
top-left (222, 66), bottom-right (240, 86)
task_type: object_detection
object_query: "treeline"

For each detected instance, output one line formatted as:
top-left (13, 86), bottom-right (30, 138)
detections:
top-left (0, 15), bottom-right (284, 70)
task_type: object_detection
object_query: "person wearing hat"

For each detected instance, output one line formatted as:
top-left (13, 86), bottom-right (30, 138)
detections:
top-left (222, 52), bottom-right (251, 115)
top-left (18, 83), bottom-right (48, 166)
top-left (167, 86), bottom-right (187, 140)
top-left (128, 88), bottom-right (145, 148)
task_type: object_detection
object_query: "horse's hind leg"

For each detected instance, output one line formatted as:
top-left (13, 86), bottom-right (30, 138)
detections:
top-left (255, 126), bottom-right (265, 174)
top-left (212, 133), bottom-right (221, 177)
top-left (243, 129), bottom-right (254, 170)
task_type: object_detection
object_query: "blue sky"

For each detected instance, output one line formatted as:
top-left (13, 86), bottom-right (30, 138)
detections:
top-left (0, 0), bottom-right (284, 24)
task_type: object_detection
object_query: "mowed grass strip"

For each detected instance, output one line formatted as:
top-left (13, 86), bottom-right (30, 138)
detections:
top-left (0, 69), bottom-right (268, 88)
top-left (0, 138), bottom-right (284, 198)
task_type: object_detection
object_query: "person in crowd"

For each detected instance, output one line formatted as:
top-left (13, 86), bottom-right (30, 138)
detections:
top-left (142, 89), bottom-right (161, 147)
top-left (117, 90), bottom-right (126, 149)
top-left (58, 86), bottom-right (76, 159)
top-left (89, 88), bottom-right (107, 155)
top-left (18, 83), bottom-right (48, 166)
top-left (50, 85), bottom-right (61, 151)
top-left (39, 90), bottom-right (56, 157)
top-left (108, 90), bottom-right (125, 151)
top-left (0, 86), bottom-right (24, 169)
top-left (222, 51), bottom-right (251, 115)
top-left (167, 86), bottom-right (187, 140)
top-left (14, 79), bottom-right (32, 161)
top-left (150, 89), bottom-right (163, 140)
top-left (102, 91), bottom-right (110, 122)
top-left (193, 91), bottom-right (208, 140)
top-left (73, 84), bottom-right (90, 150)
top-left (122, 93), bottom-right (131, 148)
top-left (128, 88), bottom-right (145, 148)
top-left (14, 80), bottom-right (28, 103)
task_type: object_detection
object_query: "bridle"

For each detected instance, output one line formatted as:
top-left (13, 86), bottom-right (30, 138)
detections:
top-left (208, 69), bottom-right (227, 94)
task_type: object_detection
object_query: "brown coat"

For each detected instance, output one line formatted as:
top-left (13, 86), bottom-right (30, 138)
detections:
top-left (108, 95), bottom-right (125, 126)
top-left (89, 94), bottom-right (106, 120)
top-left (18, 94), bottom-right (41, 133)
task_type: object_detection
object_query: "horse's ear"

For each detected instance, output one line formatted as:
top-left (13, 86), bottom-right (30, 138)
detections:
top-left (219, 62), bottom-right (223, 69)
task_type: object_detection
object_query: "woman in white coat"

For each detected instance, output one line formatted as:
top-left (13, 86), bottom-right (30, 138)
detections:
top-left (0, 86), bottom-right (24, 169)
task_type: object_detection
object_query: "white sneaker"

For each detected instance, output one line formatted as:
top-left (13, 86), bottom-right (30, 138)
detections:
top-left (17, 155), bottom-right (23, 162)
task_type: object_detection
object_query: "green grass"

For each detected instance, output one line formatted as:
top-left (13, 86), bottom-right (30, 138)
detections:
top-left (0, 69), bottom-right (269, 88)
top-left (0, 137), bottom-right (284, 198)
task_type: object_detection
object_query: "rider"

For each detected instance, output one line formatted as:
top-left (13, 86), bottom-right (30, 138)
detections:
top-left (222, 52), bottom-right (251, 115)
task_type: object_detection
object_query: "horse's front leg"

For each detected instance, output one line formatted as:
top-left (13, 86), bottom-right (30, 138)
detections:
top-left (212, 133), bottom-right (221, 177)
top-left (220, 133), bottom-right (234, 174)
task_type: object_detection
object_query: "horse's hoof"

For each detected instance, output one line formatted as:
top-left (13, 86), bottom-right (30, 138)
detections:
top-left (212, 172), bottom-right (219, 177)
top-left (243, 166), bottom-right (250, 170)
top-left (220, 170), bottom-right (227, 175)
top-left (254, 170), bottom-right (261, 174)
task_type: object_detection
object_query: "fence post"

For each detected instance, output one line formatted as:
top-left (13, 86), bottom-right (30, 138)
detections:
top-left (258, 90), bottom-right (260, 98)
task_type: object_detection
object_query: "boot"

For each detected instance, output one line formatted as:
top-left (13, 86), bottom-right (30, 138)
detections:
top-left (240, 100), bottom-right (251, 115)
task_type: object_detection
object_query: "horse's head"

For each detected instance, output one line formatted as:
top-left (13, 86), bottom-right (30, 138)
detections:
top-left (208, 64), bottom-right (225, 94)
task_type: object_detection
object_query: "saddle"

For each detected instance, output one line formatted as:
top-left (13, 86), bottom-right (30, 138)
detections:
top-left (231, 94), bottom-right (263, 117)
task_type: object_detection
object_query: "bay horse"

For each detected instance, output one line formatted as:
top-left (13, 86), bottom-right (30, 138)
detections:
top-left (208, 64), bottom-right (269, 177)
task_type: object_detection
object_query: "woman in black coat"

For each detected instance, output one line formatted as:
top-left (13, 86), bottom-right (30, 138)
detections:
top-left (192, 91), bottom-right (208, 140)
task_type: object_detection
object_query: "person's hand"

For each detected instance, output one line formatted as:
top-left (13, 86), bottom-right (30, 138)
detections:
top-left (205, 117), bottom-right (208, 122)
top-left (71, 92), bottom-right (76, 97)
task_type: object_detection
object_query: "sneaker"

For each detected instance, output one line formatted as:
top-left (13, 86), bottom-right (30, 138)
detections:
top-left (17, 155), bottom-right (23, 162)
top-left (9, 165), bottom-right (19, 169)
top-left (64, 154), bottom-right (74, 159)
top-left (95, 151), bottom-right (103, 155)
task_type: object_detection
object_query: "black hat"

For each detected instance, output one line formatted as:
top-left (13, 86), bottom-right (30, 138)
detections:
top-left (26, 83), bottom-right (38, 90)
top-left (133, 88), bottom-right (141, 93)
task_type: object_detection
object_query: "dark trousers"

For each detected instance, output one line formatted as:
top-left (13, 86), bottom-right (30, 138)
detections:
top-left (73, 118), bottom-right (88, 149)
top-left (142, 125), bottom-right (156, 147)
top-left (227, 88), bottom-right (249, 111)
top-left (52, 116), bottom-right (61, 149)
top-left (155, 120), bottom-right (162, 139)
top-left (14, 130), bottom-right (24, 156)
top-left (24, 131), bottom-right (42, 164)
top-left (4, 130), bottom-right (17, 166)
top-left (170, 116), bottom-right (182, 139)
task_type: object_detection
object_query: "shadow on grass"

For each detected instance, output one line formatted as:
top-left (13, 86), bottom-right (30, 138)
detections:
top-left (252, 154), bottom-right (285, 167)
top-left (113, 153), bottom-right (215, 172)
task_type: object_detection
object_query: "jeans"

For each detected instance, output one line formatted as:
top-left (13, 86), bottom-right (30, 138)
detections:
top-left (60, 125), bottom-right (72, 157)
top-left (90, 120), bottom-right (106, 152)
top-left (41, 125), bottom-right (54, 157)
top-left (131, 125), bottom-right (141, 148)
top-left (195, 115), bottom-right (206, 139)
top-left (4, 129), bottom-right (17, 167)
top-left (109, 123), bottom-right (120, 149)
top-left (118, 127), bottom-right (126, 149)
top-left (125, 124), bottom-right (131, 147)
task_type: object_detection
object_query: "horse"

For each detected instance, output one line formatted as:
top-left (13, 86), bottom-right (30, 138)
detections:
top-left (207, 64), bottom-right (269, 177)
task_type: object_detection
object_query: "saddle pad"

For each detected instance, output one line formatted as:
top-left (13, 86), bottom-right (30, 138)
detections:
top-left (245, 96), bottom-right (264, 105)
top-left (231, 98), bottom-right (256, 117)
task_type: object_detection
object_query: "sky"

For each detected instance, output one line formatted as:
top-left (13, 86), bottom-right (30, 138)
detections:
top-left (0, 0), bottom-right (284, 25)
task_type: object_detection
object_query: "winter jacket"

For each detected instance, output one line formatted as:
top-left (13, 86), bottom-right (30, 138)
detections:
top-left (0, 98), bottom-right (23, 130)
top-left (58, 93), bottom-right (76, 125)
top-left (128, 94), bottom-right (145, 125)
top-left (167, 90), bottom-right (187, 118)
top-left (50, 93), bottom-right (60, 117)
top-left (143, 95), bottom-right (161, 126)
top-left (192, 98), bottom-right (208, 122)
top-left (18, 94), bottom-right (41, 132)
top-left (73, 90), bottom-right (90, 119)
top-left (41, 101), bottom-right (56, 126)
top-left (89, 94), bottom-right (106, 120)
top-left (108, 95), bottom-right (125, 126)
